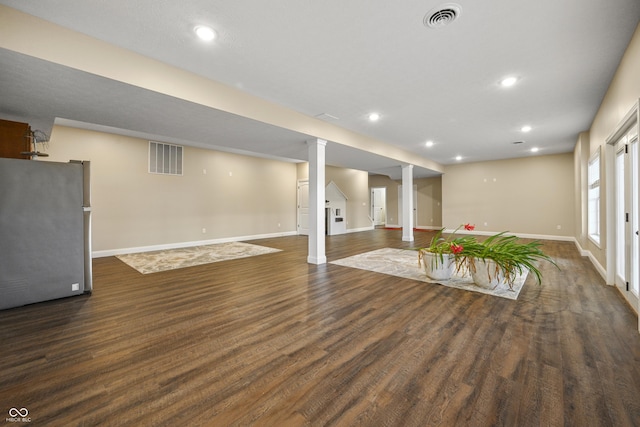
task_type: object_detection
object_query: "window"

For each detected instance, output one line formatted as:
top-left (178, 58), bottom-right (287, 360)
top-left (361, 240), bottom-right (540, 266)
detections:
top-left (588, 149), bottom-right (600, 245)
top-left (149, 141), bottom-right (183, 175)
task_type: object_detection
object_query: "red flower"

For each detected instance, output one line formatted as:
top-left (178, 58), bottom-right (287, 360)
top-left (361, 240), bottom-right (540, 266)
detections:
top-left (450, 243), bottom-right (463, 254)
top-left (464, 223), bottom-right (475, 231)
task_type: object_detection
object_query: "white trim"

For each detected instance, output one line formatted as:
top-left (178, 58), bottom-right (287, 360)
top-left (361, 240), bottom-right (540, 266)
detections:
top-left (444, 228), bottom-right (576, 242)
top-left (587, 250), bottom-right (608, 281)
top-left (605, 100), bottom-right (639, 145)
top-left (92, 231), bottom-right (298, 258)
top-left (588, 147), bottom-right (602, 247)
top-left (326, 180), bottom-right (349, 200)
top-left (297, 179), bottom-right (309, 236)
top-left (573, 237), bottom-right (608, 282)
top-left (346, 225), bottom-right (375, 233)
top-left (587, 234), bottom-right (602, 249)
top-left (573, 238), bottom-right (590, 257)
top-left (367, 225), bottom-right (440, 230)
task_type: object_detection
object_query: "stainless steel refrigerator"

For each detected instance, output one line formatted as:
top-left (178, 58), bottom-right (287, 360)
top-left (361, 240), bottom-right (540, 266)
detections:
top-left (0, 158), bottom-right (92, 310)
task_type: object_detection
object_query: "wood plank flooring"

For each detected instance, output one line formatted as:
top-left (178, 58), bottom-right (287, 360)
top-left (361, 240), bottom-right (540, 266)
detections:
top-left (1, 229), bottom-right (639, 426)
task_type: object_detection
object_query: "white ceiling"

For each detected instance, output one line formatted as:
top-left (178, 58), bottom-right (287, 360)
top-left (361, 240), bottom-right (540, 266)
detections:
top-left (0, 0), bottom-right (639, 178)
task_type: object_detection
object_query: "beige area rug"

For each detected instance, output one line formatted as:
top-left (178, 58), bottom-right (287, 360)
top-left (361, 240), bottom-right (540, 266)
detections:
top-left (116, 242), bottom-right (281, 274)
top-left (330, 248), bottom-right (527, 300)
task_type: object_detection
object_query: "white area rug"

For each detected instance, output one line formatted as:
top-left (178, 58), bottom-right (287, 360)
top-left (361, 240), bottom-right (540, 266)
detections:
top-left (330, 248), bottom-right (527, 300)
top-left (116, 242), bottom-right (281, 274)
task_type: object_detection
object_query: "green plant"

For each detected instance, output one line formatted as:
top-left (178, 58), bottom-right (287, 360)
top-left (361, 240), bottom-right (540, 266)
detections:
top-left (417, 224), bottom-right (476, 269)
top-left (461, 232), bottom-right (558, 287)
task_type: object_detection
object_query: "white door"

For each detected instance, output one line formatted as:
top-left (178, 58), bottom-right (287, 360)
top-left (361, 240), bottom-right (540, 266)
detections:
top-left (397, 185), bottom-right (418, 227)
top-left (613, 127), bottom-right (639, 313)
top-left (297, 180), bottom-right (309, 235)
top-left (371, 187), bottom-right (386, 225)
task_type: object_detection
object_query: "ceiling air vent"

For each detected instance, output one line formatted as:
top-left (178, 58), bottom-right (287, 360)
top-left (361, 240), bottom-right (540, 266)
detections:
top-left (424, 3), bottom-right (462, 29)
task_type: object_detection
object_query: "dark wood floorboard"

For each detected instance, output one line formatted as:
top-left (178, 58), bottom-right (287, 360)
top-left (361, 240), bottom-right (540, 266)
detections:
top-left (1, 229), bottom-right (639, 426)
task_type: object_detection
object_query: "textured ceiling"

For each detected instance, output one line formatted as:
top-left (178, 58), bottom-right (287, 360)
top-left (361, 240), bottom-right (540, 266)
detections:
top-left (0, 0), bottom-right (639, 177)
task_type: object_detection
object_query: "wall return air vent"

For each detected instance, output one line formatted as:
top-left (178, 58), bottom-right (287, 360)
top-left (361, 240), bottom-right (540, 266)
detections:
top-left (149, 141), bottom-right (183, 175)
top-left (424, 3), bottom-right (462, 29)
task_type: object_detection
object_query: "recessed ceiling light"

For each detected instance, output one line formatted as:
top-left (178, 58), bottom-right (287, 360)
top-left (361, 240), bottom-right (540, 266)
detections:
top-left (425, 140), bottom-right (434, 147)
top-left (500, 76), bottom-right (518, 87)
top-left (455, 155), bottom-right (462, 161)
top-left (368, 113), bottom-right (380, 122)
top-left (194, 25), bottom-right (216, 41)
top-left (521, 125), bottom-right (532, 133)
top-left (531, 147), bottom-right (539, 153)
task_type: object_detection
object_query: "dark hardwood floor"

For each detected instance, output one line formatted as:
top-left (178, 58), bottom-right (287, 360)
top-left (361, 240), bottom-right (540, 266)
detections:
top-left (1, 229), bottom-right (639, 426)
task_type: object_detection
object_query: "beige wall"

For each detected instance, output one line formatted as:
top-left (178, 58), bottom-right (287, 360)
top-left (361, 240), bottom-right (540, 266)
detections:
top-left (581, 23), bottom-right (640, 270)
top-left (443, 153), bottom-right (575, 237)
top-left (368, 174), bottom-right (442, 228)
top-left (416, 176), bottom-right (443, 228)
top-left (296, 163), bottom-right (372, 230)
top-left (43, 126), bottom-right (298, 253)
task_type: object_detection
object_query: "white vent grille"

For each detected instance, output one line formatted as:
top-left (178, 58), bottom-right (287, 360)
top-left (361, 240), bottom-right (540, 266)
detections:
top-left (424, 3), bottom-right (462, 28)
top-left (149, 141), bottom-right (183, 175)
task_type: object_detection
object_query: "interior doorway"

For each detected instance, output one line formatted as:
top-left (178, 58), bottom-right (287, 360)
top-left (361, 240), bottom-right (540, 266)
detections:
top-left (297, 180), bottom-right (309, 235)
top-left (613, 125), bottom-right (639, 313)
top-left (371, 187), bottom-right (386, 226)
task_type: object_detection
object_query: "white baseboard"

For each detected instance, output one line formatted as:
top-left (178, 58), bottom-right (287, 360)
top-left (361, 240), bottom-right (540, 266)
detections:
top-left (346, 225), bottom-right (375, 233)
top-left (572, 238), bottom-right (608, 282)
top-left (444, 228), bottom-right (575, 242)
top-left (374, 225), bottom-right (440, 230)
top-left (92, 230), bottom-right (298, 258)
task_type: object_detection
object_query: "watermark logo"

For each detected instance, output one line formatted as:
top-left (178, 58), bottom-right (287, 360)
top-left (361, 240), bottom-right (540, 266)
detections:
top-left (6, 408), bottom-right (30, 423)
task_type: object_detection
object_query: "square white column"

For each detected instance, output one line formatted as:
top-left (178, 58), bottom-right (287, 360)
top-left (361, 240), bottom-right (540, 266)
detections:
top-left (307, 139), bottom-right (327, 264)
top-left (402, 164), bottom-right (414, 242)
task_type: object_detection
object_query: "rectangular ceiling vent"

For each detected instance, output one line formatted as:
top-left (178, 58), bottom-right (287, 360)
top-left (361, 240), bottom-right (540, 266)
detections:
top-left (149, 141), bottom-right (183, 175)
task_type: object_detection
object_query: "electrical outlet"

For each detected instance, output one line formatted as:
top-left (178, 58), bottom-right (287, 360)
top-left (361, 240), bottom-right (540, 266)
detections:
top-left (557, 225), bottom-right (562, 230)
top-left (72, 283), bottom-right (79, 291)
top-left (202, 228), bottom-right (206, 234)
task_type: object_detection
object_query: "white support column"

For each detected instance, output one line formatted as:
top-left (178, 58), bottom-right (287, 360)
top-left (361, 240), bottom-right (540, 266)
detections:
top-left (307, 139), bottom-right (327, 264)
top-left (402, 164), bottom-right (414, 242)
